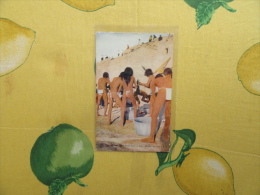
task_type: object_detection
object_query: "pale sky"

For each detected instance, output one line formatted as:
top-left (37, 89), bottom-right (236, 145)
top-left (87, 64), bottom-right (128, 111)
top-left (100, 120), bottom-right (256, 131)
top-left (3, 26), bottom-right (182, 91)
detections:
top-left (95, 32), bottom-right (171, 62)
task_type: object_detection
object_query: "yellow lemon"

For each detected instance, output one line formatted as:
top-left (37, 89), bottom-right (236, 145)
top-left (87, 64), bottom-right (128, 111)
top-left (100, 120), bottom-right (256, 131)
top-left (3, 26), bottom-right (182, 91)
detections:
top-left (0, 18), bottom-right (36, 77)
top-left (173, 148), bottom-right (235, 195)
top-left (61, 0), bottom-right (115, 12)
top-left (237, 43), bottom-right (260, 95)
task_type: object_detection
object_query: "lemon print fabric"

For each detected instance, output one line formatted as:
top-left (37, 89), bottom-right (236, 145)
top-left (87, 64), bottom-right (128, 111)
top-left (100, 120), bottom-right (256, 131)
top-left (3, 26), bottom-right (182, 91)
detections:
top-left (61, 0), bottom-right (115, 12)
top-left (183, 0), bottom-right (236, 29)
top-left (155, 129), bottom-right (235, 195)
top-left (0, 18), bottom-right (36, 77)
top-left (237, 43), bottom-right (260, 96)
top-left (173, 148), bottom-right (235, 195)
top-left (30, 124), bottom-right (94, 195)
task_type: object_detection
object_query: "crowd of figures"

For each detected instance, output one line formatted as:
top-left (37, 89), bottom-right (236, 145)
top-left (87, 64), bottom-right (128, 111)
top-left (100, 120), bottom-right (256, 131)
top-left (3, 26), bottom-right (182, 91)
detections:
top-left (96, 67), bottom-right (172, 143)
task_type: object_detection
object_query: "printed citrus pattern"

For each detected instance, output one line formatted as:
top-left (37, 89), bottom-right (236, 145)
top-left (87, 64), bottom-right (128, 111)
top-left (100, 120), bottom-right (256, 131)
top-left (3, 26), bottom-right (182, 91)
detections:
top-left (61, 0), bottom-right (115, 12)
top-left (155, 129), bottom-right (235, 195)
top-left (237, 43), bottom-right (260, 96)
top-left (0, 18), bottom-right (36, 77)
top-left (183, 0), bottom-right (236, 29)
top-left (173, 148), bottom-right (235, 195)
top-left (30, 124), bottom-right (94, 195)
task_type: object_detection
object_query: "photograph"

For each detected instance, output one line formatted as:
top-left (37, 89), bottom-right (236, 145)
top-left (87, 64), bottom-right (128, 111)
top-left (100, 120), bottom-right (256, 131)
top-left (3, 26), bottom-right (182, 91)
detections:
top-left (95, 32), bottom-right (175, 152)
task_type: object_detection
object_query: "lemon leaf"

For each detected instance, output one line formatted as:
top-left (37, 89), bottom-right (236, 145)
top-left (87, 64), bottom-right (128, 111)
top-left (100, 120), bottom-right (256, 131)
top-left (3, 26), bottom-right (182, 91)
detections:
top-left (184, 0), bottom-right (233, 9)
top-left (156, 152), bottom-right (169, 166)
top-left (174, 129), bottom-right (196, 151)
top-left (196, 1), bottom-right (215, 29)
top-left (184, 0), bottom-right (204, 9)
top-left (195, 0), bottom-right (236, 29)
top-left (155, 129), bottom-right (196, 175)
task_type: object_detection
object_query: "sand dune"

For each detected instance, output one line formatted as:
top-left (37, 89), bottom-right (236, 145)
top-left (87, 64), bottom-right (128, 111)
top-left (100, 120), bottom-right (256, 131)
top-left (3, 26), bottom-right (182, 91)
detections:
top-left (96, 34), bottom-right (174, 85)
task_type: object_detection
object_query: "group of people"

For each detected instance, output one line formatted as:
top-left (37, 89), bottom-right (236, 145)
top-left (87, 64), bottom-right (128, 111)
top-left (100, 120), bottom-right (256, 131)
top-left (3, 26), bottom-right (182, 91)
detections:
top-left (96, 67), bottom-right (172, 143)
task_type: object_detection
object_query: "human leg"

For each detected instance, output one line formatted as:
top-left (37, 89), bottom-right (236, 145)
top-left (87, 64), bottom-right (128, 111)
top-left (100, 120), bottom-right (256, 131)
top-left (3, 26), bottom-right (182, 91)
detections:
top-left (103, 92), bottom-right (108, 116)
top-left (96, 94), bottom-right (102, 116)
top-left (128, 93), bottom-right (137, 118)
top-left (141, 90), bottom-right (166, 143)
top-left (107, 96), bottom-right (113, 125)
top-left (163, 100), bottom-right (171, 140)
top-left (113, 93), bottom-right (122, 108)
top-left (149, 96), bottom-right (154, 116)
top-left (120, 93), bottom-right (126, 126)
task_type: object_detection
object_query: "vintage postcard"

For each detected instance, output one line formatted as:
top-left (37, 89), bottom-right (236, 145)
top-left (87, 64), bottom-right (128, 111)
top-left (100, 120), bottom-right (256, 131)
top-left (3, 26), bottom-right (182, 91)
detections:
top-left (95, 32), bottom-right (175, 152)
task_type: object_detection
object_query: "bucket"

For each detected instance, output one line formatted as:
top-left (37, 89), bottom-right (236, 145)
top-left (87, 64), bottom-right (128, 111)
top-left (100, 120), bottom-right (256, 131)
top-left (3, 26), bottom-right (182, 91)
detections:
top-left (134, 116), bottom-right (162, 136)
top-left (134, 117), bottom-right (151, 136)
top-left (125, 107), bottom-right (134, 121)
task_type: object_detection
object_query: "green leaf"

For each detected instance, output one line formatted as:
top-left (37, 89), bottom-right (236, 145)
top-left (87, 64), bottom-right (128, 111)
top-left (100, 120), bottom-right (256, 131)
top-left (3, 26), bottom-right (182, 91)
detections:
top-left (174, 129), bottom-right (196, 151)
top-left (156, 152), bottom-right (168, 166)
top-left (73, 178), bottom-right (87, 187)
top-left (184, 0), bottom-right (204, 9)
top-left (48, 179), bottom-right (67, 195)
top-left (221, 2), bottom-right (236, 12)
top-left (196, 1), bottom-right (216, 29)
top-left (195, 0), bottom-right (236, 29)
top-left (184, 0), bottom-right (233, 9)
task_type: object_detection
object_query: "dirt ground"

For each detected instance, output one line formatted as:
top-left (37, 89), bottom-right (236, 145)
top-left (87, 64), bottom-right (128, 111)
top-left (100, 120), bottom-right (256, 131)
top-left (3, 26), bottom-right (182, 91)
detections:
top-left (96, 106), bottom-right (170, 152)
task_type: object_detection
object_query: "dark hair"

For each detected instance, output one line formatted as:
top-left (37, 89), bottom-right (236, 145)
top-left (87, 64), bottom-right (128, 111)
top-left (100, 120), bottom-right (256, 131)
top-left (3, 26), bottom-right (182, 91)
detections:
top-left (124, 67), bottom-right (133, 76)
top-left (119, 72), bottom-right (125, 80)
top-left (123, 67), bottom-right (133, 85)
top-left (119, 72), bottom-right (124, 77)
top-left (144, 68), bottom-right (153, 76)
top-left (155, 74), bottom-right (163, 78)
top-left (163, 68), bottom-right (172, 76)
top-left (103, 72), bottom-right (109, 78)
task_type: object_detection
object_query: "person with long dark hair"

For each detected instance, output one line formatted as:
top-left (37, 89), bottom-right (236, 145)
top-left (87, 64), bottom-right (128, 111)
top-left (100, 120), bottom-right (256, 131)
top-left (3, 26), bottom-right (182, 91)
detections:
top-left (120, 67), bottom-right (137, 126)
top-left (107, 72), bottom-right (124, 125)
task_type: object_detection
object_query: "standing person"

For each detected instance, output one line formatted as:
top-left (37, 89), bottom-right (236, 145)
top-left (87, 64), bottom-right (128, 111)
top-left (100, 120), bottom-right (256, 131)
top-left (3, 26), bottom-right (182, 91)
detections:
top-left (96, 72), bottom-right (111, 116)
top-left (107, 72), bottom-right (124, 125)
top-left (138, 68), bottom-right (155, 115)
top-left (141, 68), bottom-right (172, 143)
top-left (120, 67), bottom-right (137, 126)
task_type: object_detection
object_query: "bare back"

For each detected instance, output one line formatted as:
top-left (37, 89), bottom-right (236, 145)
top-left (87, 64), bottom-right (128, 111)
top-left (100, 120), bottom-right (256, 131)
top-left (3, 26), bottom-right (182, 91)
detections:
top-left (162, 76), bottom-right (172, 88)
top-left (98, 77), bottom-right (110, 90)
top-left (154, 77), bottom-right (165, 88)
top-left (123, 76), bottom-right (136, 92)
top-left (110, 77), bottom-right (123, 92)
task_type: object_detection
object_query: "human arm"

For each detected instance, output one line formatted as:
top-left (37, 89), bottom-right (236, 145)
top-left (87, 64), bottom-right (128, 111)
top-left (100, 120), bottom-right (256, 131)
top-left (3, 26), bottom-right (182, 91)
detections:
top-left (139, 76), bottom-right (153, 88)
top-left (132, 77), bottom-right (137, 89)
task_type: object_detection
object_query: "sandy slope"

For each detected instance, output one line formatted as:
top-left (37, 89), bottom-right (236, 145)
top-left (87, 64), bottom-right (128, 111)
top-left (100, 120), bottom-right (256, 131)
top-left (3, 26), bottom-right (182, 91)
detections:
top-left (96, 35), bottom-right (174, 84)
